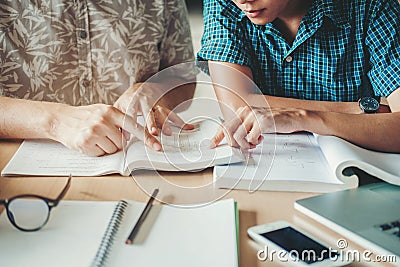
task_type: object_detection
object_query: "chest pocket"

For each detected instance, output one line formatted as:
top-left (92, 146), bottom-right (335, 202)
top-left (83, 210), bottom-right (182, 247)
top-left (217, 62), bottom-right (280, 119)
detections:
top-left (298, 24), bottom-right (363, 101)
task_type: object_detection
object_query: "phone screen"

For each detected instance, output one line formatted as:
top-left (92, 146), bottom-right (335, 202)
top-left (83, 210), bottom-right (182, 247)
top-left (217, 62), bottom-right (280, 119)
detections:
top-left (261, 227), bottom-right (337, 264)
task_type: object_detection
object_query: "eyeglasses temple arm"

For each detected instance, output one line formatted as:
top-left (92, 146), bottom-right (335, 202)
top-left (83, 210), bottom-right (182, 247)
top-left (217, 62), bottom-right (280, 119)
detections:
top-left (54, 174), bottom-right (72, 204)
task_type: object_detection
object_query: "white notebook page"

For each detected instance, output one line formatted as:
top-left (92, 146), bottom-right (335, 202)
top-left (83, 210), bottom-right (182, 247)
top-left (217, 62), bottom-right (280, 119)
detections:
top-left (105, 199), bottom-right (238, 267)
top-left (0, 201), bottom-right (116, 267)
top-left (215, 132), bottom-right (339, 185)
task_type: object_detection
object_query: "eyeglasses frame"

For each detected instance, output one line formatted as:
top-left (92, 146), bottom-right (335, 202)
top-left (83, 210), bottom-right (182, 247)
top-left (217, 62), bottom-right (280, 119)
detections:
top-left (0, 175), bottom-right (72, 232)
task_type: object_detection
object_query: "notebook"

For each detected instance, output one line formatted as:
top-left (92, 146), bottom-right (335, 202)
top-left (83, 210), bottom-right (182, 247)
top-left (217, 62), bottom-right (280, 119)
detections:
top-left (213, 132), bottom-right (400, 193)
top-left (0, 199), bottom-right (238, 267)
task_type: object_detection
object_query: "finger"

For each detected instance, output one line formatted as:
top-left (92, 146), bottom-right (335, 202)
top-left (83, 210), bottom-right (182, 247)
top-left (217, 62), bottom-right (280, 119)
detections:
top-left (233, 123), bottom-right (251, 149)
top-left (210, 125), bottom-right (225, 148)
top-left (242, 113), bottom-right (261, 144)
top-left (140, 98), bottom-right (158, 135)
top-left (128, 119), bottom-right (147, 141)
top-left (96, 136), bottom-right (120, 155)
top-left (112, 110), bottom-right (147, 142)
top-left (182, 123), bottom-right (195, 130)
top-left (79, 143), bottom-right (106, 157)
top-left (161, 120), bottom-right (172, 136)
top-left (122, 129), bottom-right (130, 141)
top-left (104, 125), bottom-right (124, 151)
top-left (106, 106), bottom-right (144, 139)
top-left (153, 107), bottom-right (172, 135)
top-left (235, 106), bottom-right (261, 148)
top-left (143, 128), bottom-right (162, 151)
top-left (246, 125), bottom-right (263, 146)
top-left (127, 98), bottom-right (139, 122)
top-left (113, 84), bottom-right (140, 115)
top-left (126, 101), bottom-right (138, 142)
top-left (128, 92), bottom-right (140, 116)
top-left (112, 109), bottom-right (162, 151)
top-left (222, 116), bottom-right (244, 147)
top-left (164, 107), bottom-right (194, 130)
top-left (232, 107), bottom-right (254, 149)
top-left (210, 116), bottom-right (241, 148)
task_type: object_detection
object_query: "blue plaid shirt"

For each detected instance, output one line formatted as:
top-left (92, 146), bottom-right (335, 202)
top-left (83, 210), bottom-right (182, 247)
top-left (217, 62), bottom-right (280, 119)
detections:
top-left (197, 0), bottom-right (400, 101)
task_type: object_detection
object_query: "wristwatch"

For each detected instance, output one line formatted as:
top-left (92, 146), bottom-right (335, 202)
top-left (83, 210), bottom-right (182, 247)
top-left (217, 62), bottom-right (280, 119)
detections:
top-left (359, 96), bottom-right (380, 113)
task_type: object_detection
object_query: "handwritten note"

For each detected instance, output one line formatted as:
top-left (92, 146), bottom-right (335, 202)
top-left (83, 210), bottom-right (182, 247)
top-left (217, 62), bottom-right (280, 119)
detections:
top-left (214, 132), bottom-right (339, 189)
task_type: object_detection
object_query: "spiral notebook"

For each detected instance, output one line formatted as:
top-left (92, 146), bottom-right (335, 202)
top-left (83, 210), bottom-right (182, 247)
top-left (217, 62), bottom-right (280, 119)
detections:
top-left (0, 199), bottom-right (238, 267)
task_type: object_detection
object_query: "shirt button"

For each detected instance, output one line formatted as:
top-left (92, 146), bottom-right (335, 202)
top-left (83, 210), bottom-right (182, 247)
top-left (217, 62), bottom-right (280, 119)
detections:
top-left (285, 55), bottom-right (293, 63)
top-left (79, 30), bottom-right (87, 39)
top-left (83, 79), bottom-right (90, 87)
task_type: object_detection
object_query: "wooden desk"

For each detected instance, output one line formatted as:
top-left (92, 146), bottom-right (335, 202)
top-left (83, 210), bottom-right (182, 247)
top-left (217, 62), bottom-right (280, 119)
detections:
top-left (0, 139), bottom-right (389, 266)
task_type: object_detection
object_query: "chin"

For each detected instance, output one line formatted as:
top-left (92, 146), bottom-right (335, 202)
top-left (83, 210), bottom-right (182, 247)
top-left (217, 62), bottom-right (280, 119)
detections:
top-left (248, 18), bottom-right (271, 25)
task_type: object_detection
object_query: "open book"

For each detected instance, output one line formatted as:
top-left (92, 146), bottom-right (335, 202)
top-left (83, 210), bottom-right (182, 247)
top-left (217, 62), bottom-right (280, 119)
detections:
top-left (1, 118), bottom-right (243, 176)
top-left (0, 199), bottom-right (238, 267)
top-left (214, 132), bottom-right (400, 193)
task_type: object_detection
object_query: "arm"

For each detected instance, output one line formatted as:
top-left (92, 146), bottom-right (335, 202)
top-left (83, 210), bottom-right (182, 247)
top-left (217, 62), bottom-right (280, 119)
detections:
top-left (0, 96), bottom-right (142, 156)
top-left (210, 62), bottom-right (400, 152)
top-left (0, 97), bottom-right (57, 139)
top-left (301, 90), bottom-right (400, 152)
top-left (287, 87), bottom-right (400, 152)
top-left (114, 0), bottom-right (195, 147)
top-left (209, 61), bottom-right (363, 115)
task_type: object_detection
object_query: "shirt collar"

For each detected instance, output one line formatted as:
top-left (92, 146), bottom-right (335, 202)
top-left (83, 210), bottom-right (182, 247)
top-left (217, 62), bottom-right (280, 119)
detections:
top-left (307, 0), bottom-right (350, 30)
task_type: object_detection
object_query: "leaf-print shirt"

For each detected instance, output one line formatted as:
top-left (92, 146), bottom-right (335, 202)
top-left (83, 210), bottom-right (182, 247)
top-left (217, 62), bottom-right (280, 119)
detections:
top-left (0, 0), bottom-right (194, 105)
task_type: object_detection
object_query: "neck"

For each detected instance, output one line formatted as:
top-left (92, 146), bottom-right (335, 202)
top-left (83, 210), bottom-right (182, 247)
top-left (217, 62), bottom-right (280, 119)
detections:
top-left (275, 0), bottom-right (313, 44)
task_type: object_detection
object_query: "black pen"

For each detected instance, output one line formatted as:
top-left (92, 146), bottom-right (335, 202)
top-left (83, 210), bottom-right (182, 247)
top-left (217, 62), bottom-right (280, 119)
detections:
top-left (125, 188), bottom-right (159, 245)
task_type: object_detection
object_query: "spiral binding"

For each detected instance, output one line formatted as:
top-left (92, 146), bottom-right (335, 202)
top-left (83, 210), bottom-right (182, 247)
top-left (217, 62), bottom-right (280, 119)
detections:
top-left (90, 200), bottom-right (128, 267)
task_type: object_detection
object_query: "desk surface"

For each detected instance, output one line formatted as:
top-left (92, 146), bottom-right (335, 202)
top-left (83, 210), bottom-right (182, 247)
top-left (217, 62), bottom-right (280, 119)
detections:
top-left (0, 139), bottom-right (389, 266)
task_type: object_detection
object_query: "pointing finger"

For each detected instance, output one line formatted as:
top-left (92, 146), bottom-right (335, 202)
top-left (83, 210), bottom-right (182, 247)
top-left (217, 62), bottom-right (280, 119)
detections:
top-left (210, 125), bottom-right (225, 148)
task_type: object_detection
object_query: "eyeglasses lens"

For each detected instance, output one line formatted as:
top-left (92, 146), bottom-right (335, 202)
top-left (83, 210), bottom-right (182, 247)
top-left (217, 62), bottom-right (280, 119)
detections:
top-left (8, 197), bottom-right (50, 230)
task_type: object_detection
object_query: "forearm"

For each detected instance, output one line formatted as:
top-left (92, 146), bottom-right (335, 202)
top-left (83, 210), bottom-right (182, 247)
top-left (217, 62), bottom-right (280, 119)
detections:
top-left (209, 61), bottom-right (255, 118)
top-left (300, 111), bottom-right (400, 152)
top-left (1, 96), bottom-right (144, 156)
top-left (0, 97), bottom-right (59, 139)
top-left (209, 61), bottom-right (369, 115)
top-left (253, 95), bottom-right (361, 113)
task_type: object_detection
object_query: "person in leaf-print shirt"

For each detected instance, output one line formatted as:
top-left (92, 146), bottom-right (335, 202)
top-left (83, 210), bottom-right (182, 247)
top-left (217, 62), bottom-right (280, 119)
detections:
top-left (0, 0), bottom-right (195, 156)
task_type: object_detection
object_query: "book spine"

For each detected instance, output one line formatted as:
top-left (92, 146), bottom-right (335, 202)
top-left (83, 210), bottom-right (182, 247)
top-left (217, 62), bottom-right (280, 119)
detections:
top-left (91, 200), bottom-right (128, 267)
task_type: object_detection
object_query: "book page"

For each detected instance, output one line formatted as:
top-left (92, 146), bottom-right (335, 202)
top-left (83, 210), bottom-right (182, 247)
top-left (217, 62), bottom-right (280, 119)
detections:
top-left (124, 118), bottom-right (243, 172)
top-left (1, 140), bottom-right (122, 176)
top-left (0, 201), bottom-right (116, 267)
top-left (315, 134), bottom-right (400, 185)
top-left (215, 132), bottom-right (341, 185)
top-left (104, 199), bottom-right (238, 267)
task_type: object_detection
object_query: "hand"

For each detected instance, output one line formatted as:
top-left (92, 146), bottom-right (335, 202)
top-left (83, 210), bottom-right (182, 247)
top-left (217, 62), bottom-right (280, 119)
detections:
top-left (114, 82), bottom-right (194, 151)
top-left (53, 104), bottom-right (141, 156)
top-left (210, 106), bottom-right (305, 149)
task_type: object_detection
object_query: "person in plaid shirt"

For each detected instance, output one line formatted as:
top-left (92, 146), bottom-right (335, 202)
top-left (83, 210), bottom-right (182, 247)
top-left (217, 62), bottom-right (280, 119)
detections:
top-left (198, 0), bottom-right (400, 152)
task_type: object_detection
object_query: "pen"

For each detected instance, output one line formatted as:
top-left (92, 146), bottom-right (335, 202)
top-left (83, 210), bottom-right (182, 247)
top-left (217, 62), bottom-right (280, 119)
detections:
top-left (125, 188), bottom-right (159, 245)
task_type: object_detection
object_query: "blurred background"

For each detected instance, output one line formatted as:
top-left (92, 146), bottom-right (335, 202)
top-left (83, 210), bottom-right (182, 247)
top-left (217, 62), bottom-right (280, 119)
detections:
top-left (185, 1), bottom-right (204, 54)
top-left (182, 1), bottom-right (216, 111)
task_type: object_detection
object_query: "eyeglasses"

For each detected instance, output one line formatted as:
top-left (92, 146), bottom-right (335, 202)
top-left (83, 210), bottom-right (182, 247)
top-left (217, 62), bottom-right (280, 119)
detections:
top-left (0, 175), bottom-right (72, 232)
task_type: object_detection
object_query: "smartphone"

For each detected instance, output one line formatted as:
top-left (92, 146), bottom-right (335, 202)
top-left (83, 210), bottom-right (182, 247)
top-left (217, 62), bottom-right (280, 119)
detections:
top-left (247, 221), bottom-right (352, 266)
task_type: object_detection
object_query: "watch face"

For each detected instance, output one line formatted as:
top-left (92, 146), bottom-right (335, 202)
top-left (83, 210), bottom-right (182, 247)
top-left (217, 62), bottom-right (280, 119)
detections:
top-left (360, 97), bottom-right (379, 113)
